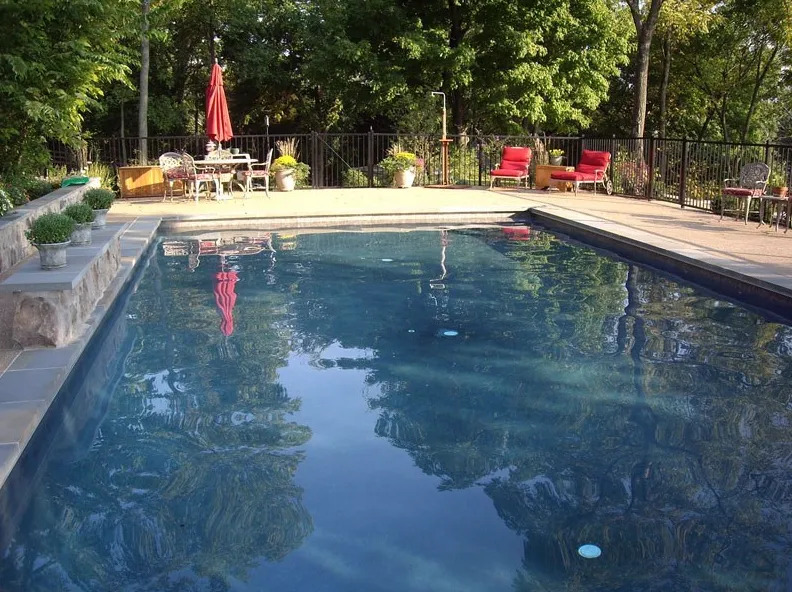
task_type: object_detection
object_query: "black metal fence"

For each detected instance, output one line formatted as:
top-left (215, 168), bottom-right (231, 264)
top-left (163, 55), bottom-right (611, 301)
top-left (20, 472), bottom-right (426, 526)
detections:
top-left (49, 133), bottom-right (792, 212)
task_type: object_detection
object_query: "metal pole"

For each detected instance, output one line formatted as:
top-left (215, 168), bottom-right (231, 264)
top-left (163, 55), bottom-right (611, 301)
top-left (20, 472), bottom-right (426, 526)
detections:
top-left (679, 136), bottom-right (688, 208)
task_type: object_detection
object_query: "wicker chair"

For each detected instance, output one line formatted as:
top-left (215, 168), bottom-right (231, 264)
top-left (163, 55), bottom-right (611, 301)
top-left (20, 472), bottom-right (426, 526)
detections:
top-left (720, 162), bottom-right (770, 224)
top-left (182, 153), bottom-right (220, 202)
top-left (237, 149), bottom-right (273, 198)
top-left (158, 152), bottom-right (189, 201)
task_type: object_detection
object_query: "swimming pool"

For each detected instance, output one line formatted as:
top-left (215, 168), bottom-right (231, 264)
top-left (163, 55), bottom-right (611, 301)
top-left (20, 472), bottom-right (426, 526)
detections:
top-left (1, 226), bottom-right (791, 591)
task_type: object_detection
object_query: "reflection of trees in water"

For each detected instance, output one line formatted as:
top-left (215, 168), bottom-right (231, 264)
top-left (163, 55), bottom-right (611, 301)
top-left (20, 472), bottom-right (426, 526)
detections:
top-left (0, 249), bottom-right (312, 592)
top-left (283, 230), bottom-right (792, 590)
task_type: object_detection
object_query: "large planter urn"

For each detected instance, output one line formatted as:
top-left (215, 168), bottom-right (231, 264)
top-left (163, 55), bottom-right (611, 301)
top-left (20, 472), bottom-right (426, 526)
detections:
top-left (92, 208), bottom-right (109, 229)
top-left (34, 241), bottom-right (70, 270)
top-left (70, 222), bottom-right (92, 246)
top-left (393, 168), bottom-right (416, 188)
top-left (550, 156), bottom-right (564, 166)
top-left (275, 169), bottom-right (296, 192)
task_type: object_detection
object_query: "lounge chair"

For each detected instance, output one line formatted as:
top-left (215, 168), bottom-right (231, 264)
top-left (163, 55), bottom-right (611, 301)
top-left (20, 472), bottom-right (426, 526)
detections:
top-left (550, 150), bottom-right (613, 195)
top-left (490, 147), bottom-right (533, 189)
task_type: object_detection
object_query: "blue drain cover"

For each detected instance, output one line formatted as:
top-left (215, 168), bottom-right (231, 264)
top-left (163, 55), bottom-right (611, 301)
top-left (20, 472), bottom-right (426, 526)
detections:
top-left (578, 544), bottom-right (602, 559)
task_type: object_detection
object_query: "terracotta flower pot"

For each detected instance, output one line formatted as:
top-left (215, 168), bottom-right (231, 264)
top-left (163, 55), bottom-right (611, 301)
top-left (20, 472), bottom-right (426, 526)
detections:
top-left (393, 168), bottom-right (415, 188)
top-left (34, 241), bottom-right (70, 270)
top-left (275, 169), bottom-right (296, 192)
top-left (772, 186), bottom-right (788, 198)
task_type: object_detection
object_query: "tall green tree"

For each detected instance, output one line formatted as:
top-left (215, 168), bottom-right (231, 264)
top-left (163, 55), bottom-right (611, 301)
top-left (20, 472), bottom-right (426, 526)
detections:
top-left (0, 0), bottom-right (135, 174)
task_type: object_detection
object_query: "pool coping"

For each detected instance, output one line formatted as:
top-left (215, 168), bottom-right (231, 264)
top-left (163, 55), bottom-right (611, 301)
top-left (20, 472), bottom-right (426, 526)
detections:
top-left (1, 203), bottom-right (792, 495)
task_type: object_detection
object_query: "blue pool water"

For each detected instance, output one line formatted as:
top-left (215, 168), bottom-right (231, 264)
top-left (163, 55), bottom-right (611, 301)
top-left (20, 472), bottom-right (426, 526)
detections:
top-left (1, 226), bottom-right (792, 591)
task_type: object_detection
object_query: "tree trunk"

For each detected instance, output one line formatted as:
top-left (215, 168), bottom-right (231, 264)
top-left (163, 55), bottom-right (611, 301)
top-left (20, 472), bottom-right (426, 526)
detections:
top-left (138, 0), bottom-right (150, 164)
top-left (631, 33), bottom-right (653, 137)
top-left (120, 98), bottom-right (127, 165)
top-left (658, 35), bottom-right (672, 139)
top-left (627, 0), bottom-right (665, 138)
top-left (741, 45), bottom-right (778, 143)
top-left (447, 0), bottom-right (465, 133)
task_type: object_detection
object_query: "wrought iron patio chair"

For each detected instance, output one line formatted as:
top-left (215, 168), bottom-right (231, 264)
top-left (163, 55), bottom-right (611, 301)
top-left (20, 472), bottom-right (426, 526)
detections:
top-left (237, 148), bottom-right (273, 198)
top-left (720, 162), bottom-right (770, 224)
top-left (182, 153), bottom-right (220, 202)
top-left (158, 151), bottom-right (189, 201)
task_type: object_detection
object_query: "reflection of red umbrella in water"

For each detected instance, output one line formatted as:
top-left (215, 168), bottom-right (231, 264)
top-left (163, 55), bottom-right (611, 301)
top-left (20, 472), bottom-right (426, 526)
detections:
top-left (214, 270), bottom-right (238, 336)
top-left (206, 61), bottom-right (233, 147)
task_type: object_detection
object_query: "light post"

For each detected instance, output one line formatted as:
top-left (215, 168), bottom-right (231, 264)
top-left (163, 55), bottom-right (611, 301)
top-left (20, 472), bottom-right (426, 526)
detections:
top-left (431, 91), bottom-right (447, 140)
top-left (432, 91), bottom-right (451, 185)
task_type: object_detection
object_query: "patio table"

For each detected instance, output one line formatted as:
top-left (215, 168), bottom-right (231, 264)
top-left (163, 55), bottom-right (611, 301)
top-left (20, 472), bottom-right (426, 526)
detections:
top-left (757, 194), bottom-right (791, 232)
top-left (193, 157), bottom-right (258, 200)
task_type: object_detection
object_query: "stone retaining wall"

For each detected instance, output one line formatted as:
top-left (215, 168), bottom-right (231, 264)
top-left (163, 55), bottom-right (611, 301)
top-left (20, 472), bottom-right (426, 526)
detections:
top-left (0, 224), bottom-right (123, 348)
top-left (0, 180), bottom-right (99, 274)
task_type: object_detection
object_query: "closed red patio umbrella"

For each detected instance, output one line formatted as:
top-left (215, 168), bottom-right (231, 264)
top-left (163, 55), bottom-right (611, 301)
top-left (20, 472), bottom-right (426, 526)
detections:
top-left (214, 270), bottom-right (239, 336)
top-left (206, 61), bottom-right (233, 147)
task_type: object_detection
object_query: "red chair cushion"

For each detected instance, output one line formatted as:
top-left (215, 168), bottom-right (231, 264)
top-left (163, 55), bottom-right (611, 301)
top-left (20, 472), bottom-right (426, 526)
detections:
top-left (576, 150), bottom-right (610, 176)
top-left (550, 171), bottom-right (597, 182)
top-left (500, 160), bottom-right (527, 171)
top-left (189, 173), bottom-right (216, 181)
top-left (502, 146), bottom-right (532, 163)
top-left (722, 187), bottom-right (763, 197)
top-left (491, 168), bottom-right (525, 178)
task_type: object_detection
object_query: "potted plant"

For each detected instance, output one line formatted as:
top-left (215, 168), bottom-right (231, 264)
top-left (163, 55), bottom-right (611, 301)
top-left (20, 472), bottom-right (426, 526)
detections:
top-left (380, 151), bottom-right (424, 188)
top-left (770, 169), bottom-right (788, 197)
top-left (549, 149), bottom-right (564, 166)
top-left (271, 156), bottom-right (311, 191)
top-left (62, 203), bottom-right (96, 246)
top-left (82, 188), bottom-right (115, 228)
top-left (25, 213), bottom-right (75, 270)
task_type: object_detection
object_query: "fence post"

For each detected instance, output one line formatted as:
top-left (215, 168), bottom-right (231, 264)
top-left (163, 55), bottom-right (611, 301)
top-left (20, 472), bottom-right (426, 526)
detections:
top-left (310, 131), bottom-right (317, 189)
top-left (764, 140), bottom-right (771, 165)
top-left (477, 138), bottom-right (483, 187)
top-left (367, 128), bottom-right (374, 188)
top-left (679, 136), bottom-right (688, 209)
top-left (646, 132), bottom-right (657, 200)
top-left (610, 135), bottom-right (617, 190)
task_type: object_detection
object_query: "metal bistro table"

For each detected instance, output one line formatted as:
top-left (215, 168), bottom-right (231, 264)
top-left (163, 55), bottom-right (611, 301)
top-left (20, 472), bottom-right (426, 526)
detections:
top-left (193, 155), bottom-right (258, 200)
top-left (757, 194), bottom-right (792, 232)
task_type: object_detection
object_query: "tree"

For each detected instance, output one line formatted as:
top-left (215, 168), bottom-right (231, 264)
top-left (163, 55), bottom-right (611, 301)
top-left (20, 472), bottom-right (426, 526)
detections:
top-left (626, 0), bottom-right (666, 137)
top-left (0, 0), bottom-right (134, 175)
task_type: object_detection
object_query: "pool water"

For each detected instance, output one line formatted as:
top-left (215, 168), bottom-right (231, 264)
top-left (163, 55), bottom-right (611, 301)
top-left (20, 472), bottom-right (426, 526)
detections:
top-left (1, 227), bottom-right (792, 591)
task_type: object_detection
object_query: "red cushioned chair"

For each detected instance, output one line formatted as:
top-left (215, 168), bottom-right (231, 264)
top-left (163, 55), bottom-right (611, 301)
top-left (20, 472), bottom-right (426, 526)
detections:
top-left (490, 146), bottom-right (533, 189)
top-left (550, 150), bottom-right (613, 195)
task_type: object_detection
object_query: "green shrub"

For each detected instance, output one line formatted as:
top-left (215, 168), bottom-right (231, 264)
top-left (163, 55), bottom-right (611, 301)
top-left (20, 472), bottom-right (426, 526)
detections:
top-left (23, 178), bottom-right (54, 200)
top-left (343, 168), bottom-right (369, 187)
top-left (25, 213), bottom-right (75, 244)
top-left (2, 184), bottom-right (28, 206)
top-left (83, 188), bottom-right (115, 210)
top-left (62, 202), bottom-right (95, 224)
top-left (0, 189), bottom-right (13, 217)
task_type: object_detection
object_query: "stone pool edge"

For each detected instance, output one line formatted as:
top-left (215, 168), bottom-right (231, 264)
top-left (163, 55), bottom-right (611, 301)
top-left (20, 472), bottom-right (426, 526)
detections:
top-left (0, 216), bottom-right (161, 490)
